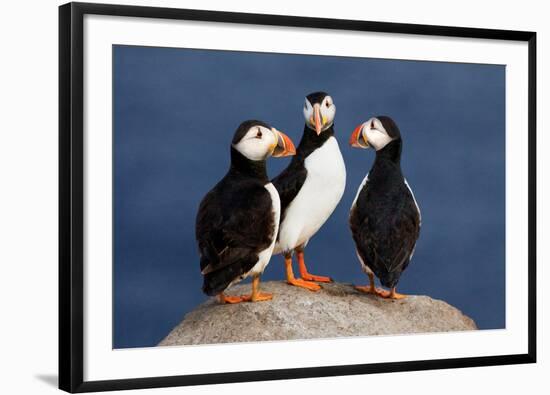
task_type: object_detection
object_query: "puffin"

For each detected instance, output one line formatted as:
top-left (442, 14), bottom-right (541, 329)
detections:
top-left (196, 120), bottom-right (296, 304)
top-left (272, 92), bottom-right (346, 291)
top-left (348, 116), bottom-right (421, 299)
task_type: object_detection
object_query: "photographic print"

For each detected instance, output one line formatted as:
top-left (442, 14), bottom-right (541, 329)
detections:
top-left (112, 45), bottom-right (505, 349)
top-left (59, 3), bottom-right (536, 392)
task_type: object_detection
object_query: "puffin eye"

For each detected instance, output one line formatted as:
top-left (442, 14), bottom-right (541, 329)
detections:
top-left (256, 128), bottom-right (263, 138)
top-left (326, 100), bottom-right (330, 108)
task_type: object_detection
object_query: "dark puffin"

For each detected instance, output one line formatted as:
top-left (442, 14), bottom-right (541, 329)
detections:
top-left (272, 92), bottom-right (346, 291)
top-left (196, 120), bottom-right (296, 303)
top-left (348, 116), bottom-right (421, 299)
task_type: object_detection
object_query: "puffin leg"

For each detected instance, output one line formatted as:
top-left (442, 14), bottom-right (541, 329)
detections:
top-left (218, 293), bottom-right (246, 304)
top-left (296, 249), bottom-right (332, 283)
top-left (381, 287), bottom-right (407, 300)
top-left (241, 276), bottom-right (273, 302)
top-left (285, 254), bottom-right (321, 291)
top-left (354, 273), bottom-right (386, 296)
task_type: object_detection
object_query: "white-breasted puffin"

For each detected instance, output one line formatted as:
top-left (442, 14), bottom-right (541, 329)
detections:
top-left (196, 120), bottom-right (296, 304)
top-left (348, 116), bottom-right (421, 299)
top-left (272, 92), bottom-right (346, 291)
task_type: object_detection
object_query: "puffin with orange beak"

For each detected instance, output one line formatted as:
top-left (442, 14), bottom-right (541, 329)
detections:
top-left (349, 116), bottom-right (421, 299)
top-left (272, 92), bottom-right (346, 291)
top-left (196, 120), bottom-right (296, 303)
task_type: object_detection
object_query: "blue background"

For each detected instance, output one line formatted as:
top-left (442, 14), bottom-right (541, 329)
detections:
top-left (113, 45), bottom-right (505, 349)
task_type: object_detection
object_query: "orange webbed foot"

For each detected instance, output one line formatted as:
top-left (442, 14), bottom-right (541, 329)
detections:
top-left (301, 273), bottom-right (333, 283)
top-left (219, 275), bottom-right (274, 303)
top-left (287, 277), bottom-right (322, 291)
top-left (354, 284), bottom-right (386, 297)
top-left (380, 288), bottom-right (407, 300)
top-left (296, 249), bottom-right (332, 283)
top-left (218, 294), bottom-right (247, 304)
top-left (242, 292), bottom-right (273, 302)
top-left (285, 254), bottom-right (322, 291)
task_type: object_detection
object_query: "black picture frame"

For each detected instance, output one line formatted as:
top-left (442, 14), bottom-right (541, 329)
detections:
top-left (59, 2), bottom-right (537, 393)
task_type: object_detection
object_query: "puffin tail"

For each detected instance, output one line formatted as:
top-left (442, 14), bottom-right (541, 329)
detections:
top-left (202, 272), bottom-right (232, 296)
top-left (379, 271), bottom-right (401, 289)
top-left (199, 243), bottom-right (234, 296)
top-left (201, 249), bottom-right (255, 296)
top-left (202, 281), bottom-right (220, 297)
top-left (202, 260), bottom-right (247, 296)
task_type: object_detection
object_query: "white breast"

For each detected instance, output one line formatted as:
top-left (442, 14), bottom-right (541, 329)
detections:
top-left (275, 137), bottom-right (346, 254)
top-left (247, 182), bottom-right (281, 276)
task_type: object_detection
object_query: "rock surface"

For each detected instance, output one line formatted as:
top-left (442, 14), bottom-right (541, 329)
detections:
top-left (159, 281), bottom-right (477, 346)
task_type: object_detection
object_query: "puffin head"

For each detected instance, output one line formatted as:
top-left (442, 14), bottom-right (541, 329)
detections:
top-left (232, 120), bottom-right (296, 161)
top-left (303, 91), bottom-right (336, 135)
top-left (349, 116), bottom-right (401, 151)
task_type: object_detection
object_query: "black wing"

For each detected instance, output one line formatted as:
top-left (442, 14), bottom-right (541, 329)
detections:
top-left (196, 177), bottom-right (276, 295)
top-left (271, 158), bottom-right (307, 216)
top-left (350, 181), bottom-right (420, 288)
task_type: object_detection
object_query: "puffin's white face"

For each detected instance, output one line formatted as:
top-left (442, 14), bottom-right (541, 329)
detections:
top-left (232, 125), bottom-right (278, 161)
top-left (352, 117), bottom-right (393, 151)
top-left (233, 125), bottom-right (296, 161)
top-left (303, 95), bottom-right (336, 135)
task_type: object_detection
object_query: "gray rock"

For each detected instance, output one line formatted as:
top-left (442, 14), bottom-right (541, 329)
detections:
top-left (159, 281), bottom-right (477, 346)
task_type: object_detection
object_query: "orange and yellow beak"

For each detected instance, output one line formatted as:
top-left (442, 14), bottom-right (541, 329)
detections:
top-left (313, 104), bottom-right (322, 135)
top-left (307, 104), bottom-right (325, 135)
top-left (271, 129), bottom-right (296, 157)
top-left (349, 124), bottom-right (369, 148)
